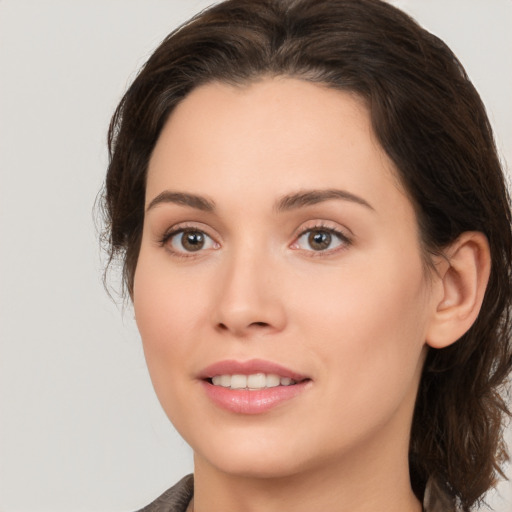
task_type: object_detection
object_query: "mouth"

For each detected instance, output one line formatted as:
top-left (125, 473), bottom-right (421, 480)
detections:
top-left (208, 373), bottom-right (299, 390)
top-left (199, 359), bottom-right (311, 414)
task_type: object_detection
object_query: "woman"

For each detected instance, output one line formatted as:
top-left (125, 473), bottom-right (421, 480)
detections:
top-left (101, 0), bottom-right (512, 511)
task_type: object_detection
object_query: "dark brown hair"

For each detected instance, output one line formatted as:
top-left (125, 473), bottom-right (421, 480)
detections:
top-left (102, 0), bottom-right (512, 509)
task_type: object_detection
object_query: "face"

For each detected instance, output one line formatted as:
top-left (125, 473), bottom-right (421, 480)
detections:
top-left (134, 78), bottom-right (435, 479)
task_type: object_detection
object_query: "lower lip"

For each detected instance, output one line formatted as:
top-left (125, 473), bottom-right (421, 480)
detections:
top-left (200, 380), bottom-right (309, 414)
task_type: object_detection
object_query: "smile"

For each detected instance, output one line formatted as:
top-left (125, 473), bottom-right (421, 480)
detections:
top-left (199, 359), bottom-right (311, 414)
top-left (210, 373), bottom-right (296, 389)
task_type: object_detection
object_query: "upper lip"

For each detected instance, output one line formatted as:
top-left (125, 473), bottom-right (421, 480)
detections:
top-left (199, 359), bottom-right (309, 382)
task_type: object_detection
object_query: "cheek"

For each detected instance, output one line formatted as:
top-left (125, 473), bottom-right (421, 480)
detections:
top-left (133, 254), bottom-right (227, 446)
top-left (301, 254), bottom-right (428, 328)
top-left (132, 254), bottom-right (208, 397)
top-left (294, 250), bottom-right (430, 398)
top-left (134, 248), bottom-right (209, 342)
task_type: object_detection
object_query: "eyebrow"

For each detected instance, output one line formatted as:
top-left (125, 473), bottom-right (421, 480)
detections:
top-left (146, 191), bottom-right (216, 212)
top-left (145, 188), bottom-right (374, 214)
top-left (275, 189), bottom-right (374, 212)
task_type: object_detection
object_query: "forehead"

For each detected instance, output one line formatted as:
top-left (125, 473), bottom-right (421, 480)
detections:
top-left (146, 77), bottom-right (407, 213)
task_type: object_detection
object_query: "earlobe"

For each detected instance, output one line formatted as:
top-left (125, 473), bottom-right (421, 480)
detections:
top-left (426, 232), bottom-right (491, 349)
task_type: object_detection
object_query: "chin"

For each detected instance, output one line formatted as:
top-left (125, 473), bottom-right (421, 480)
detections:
top-left (199, 450), bottom-right (308, 480)
top-left (190, 426), bottom-right (329, 480)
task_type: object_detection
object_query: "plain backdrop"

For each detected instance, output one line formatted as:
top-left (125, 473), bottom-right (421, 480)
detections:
top-left (0, 1), bottom-right (511, 511)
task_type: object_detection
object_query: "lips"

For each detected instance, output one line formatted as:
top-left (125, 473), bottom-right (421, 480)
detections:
top-left (199, 359), bottom-right (308, 381)
top-left (199, 359), bottom-right (311, 414)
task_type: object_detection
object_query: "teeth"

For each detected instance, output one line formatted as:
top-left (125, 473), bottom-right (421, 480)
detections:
top-left (230, 374), bottom-right (247, 389)
top-left (266, 374), bottom-right (280, 388)
top-left (220, 374), bottom-right (231, 387)
top-left (247, 373), bottom-right (266, 389)
top-left (211, 373), bottom-right (297, 390)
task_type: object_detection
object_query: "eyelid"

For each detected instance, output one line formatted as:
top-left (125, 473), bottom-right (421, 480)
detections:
top-left (156, 220), bottom-right (352, 256)
top-left (158, 221), bottom-right (221, 256)
top-left (160, 220), bottom-right (217, 238)
top-left (290, 220), bottom-right (353, 253)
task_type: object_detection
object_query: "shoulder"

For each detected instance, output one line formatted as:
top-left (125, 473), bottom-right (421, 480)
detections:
top-left (136, 474), bottom-right (194, 512)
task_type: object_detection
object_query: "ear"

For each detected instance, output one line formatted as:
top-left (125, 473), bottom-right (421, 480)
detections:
top-left (426, 232), bottom-right (491, 349)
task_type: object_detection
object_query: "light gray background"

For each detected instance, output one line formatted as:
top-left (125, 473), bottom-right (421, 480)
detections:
top-left (0, 1), bottom-right (511, 511)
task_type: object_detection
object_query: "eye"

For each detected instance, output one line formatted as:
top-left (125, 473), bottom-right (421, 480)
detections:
top-left (164, 228), bottom-right (218, 254)
top-left (293, 227), bottom-right (350, 252)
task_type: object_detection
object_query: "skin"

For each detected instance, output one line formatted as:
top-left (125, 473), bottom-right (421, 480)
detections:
top-left (133, 77), bottom-right (456, 512)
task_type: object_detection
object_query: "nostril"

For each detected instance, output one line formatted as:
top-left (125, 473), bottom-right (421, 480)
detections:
top-left (215, 320), bottom-right (272, 335)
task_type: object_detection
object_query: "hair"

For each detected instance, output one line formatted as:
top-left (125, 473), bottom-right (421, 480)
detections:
top-left (101, 0), bottom-right (512, 509)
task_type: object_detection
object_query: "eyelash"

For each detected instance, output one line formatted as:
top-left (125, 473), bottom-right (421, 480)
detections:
top-left (159, 223), bottom-right (219, 258)
top-left (292, 223), bottom-right (352, 256)
top-left (158, 222), bottom-right (352, 258)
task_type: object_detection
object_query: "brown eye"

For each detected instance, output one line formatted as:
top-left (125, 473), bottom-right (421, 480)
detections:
top-left (167, 229), bottom-right (217, 254)
top-left (308, 230), bottom-right (332, 251)
top-left (294, 227), bottom-right (349, 253)
top-left (181, 230), bottom-right (205, 251)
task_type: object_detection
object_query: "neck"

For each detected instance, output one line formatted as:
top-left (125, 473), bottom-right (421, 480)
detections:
top-left (191, 422), bottom-right (422, 512)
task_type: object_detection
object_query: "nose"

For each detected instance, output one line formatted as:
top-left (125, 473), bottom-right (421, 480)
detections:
top-left (212, 248), bottom-right (287, 338)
